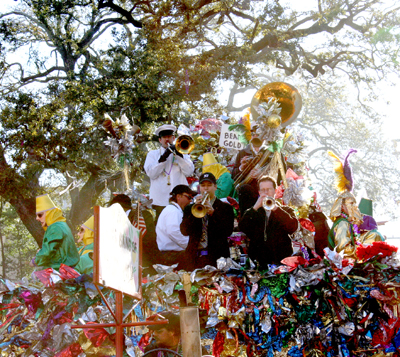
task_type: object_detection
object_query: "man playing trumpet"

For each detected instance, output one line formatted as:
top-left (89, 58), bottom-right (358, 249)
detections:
top-left (180, 172), bottom-right (234, 270)
top-left (239, 176), bottom-right (298, 269)
top-left (144, 124), bottom-right (194, 222)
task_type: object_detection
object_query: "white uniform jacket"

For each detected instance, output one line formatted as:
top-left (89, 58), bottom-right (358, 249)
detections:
top-left (144, 147), bottom-right (194, 207)
top-left (156, 202), bottom-right (189, 251)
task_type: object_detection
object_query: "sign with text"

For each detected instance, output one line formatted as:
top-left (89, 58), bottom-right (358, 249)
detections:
top-left (219, 124), bottom-right (245, 150)
top-left (93, 204), bottom-right (141, 298)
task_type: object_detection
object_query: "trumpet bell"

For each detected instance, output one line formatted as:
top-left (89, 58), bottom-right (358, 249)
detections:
top-left (262, 197), bottom-right (276, 211)
top-left (250, 82), bottom-right (302, 127)
top-left (191, 204), bottom-right (207, 218)
top-left (191, 193), bottom-right (209, 218)
top-left (176, 135), bottom-right (195, 154)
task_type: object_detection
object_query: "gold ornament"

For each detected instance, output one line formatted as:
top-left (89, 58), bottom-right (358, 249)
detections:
top-left (267, 114), bottom-right (282, 128)
top-left (297, 203), bottom-right (310, 219)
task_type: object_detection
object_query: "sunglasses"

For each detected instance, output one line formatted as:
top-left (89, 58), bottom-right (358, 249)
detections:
top-left (36, 213), bottom-right (44, 218)
top-left (182, 194), bottom-right (193, 200)
top-left (79, 227), bottom-right (85, 233)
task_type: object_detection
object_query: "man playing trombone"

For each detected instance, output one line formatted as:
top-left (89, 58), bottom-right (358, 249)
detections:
top-left (180, 172), bottom-right (234, 271)
top-left (144, 124), bottom-right (194, 222)
top-left (239, 176), bottom-right (298, 269)
top-left (232, 123), bottom-right (266, 214)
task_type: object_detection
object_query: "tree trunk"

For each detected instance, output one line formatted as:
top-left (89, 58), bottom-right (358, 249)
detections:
top-left (0, 199), bottom-right (5, 278)
top-left (0, 235), bottom-right (5, 279)
top-left (68, 169), bottom-right (106, 232)
top-left (9, 197), bottom-right (44, 247)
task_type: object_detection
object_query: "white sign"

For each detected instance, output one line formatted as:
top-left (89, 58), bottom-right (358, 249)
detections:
top-left (219, 123), bottom-right (245, 150)
top-left (94, 204), bottom-right (141, 298)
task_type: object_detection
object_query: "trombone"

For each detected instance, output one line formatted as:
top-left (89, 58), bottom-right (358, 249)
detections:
top-left (191, 193), bottom-right (210, 218)
top-left (167, 135), bottom-right (195, 155)
top-left (262, 196), bottom-right (276, 211)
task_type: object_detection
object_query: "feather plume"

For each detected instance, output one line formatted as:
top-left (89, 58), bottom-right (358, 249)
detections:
top-left (228, 124), bottom-right (250, 145)
top-left (343, 149), bottom-right (357, 192)
top-left (238, 108), bottom-right (252, 141)
top-left (328, 149), bottom-right (357, 193)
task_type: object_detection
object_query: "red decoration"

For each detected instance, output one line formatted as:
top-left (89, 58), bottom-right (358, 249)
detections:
top-left (59, 264), bottom-right (81, 280)
top-left (83, 323), bottom-right (110, 347)
top-left (226, 196), bottom-right (239, 210)
top-left (281, 256), bottom-right (307, 268)
top-left (186, 177), bottom-right (197, 185)
top-left (33, 268), bottom-right (57, 286)
top-left (138, 332), bottom-right (152, 351)
top-left (275, 183), bottom-right (285, 199)
top-left (356, 241), bottom-right (398, 262)
top-left (54, 343), bottom-right (83, 357)
top-left (212, 331), bottom-right (225, 357)
top-left (299, 218), bottom-right (316, 232)
top-left (286, 168), bottom-right (303, 180)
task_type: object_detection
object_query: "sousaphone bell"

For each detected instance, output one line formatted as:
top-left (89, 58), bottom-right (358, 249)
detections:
top-left (250, 82), bottom-right (302, 126)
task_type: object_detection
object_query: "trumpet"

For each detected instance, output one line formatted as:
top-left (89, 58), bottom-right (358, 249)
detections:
top-left (167, 135), bottom-right (195, 155)
top-left (176, 135), bottom-right (195, 154)
top-left (262, 196), bottom-right (276, 211)
top-left (191, 193), bottom-right (210, 218)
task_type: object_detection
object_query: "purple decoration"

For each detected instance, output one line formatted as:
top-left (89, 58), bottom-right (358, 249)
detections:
top-left (19, 290), bottom-right (41, 314)
top-left (359, 215), bottom-right (378, 231)
top-left (342, 149), bottom-right (357, 192)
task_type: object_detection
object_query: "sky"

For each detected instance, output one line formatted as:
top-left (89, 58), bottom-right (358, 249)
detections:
top-left (1, 0), bottom-right (400, 237)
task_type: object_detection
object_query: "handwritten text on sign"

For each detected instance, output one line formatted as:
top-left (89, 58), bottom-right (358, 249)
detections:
top-left (219, 124), bottom-right (244, 150)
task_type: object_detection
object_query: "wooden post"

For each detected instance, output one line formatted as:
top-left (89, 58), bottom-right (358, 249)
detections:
top-left (115, 290), bottom-right (124, 357)
top-left (180, 306), bottom-right (202, 357)
top-left (182, 273), bottom-right (192, 305)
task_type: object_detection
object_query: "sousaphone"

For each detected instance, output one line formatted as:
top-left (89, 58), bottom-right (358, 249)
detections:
top-left (250, 82), bottom-right (302, 127)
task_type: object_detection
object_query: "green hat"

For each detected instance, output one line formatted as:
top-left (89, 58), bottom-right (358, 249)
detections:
top-left (358, 198), bottom-right (373, 216)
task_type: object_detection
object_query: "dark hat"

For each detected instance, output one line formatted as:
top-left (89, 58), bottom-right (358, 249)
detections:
top-left (147, 311), bottom-right (180, 331)
top-left (108, 194), bottom-right (132, 210)
top-left (199, 172), bottom-right (217, 185)
top-left (170, 184), bottom-right (197, 197)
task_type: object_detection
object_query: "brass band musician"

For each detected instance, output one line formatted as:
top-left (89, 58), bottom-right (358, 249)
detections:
top-left (180, 172), bottom-right (234, 270)
top-left (232, 123), bottom-right (266, 214)
top-left (144, 124), bottom-right (194, 222)
top-left (239, 176), bottom-right (298, 269)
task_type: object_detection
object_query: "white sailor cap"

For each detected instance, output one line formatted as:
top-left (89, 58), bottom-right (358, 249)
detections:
top-left (155, 124), bottom-right (177, 137)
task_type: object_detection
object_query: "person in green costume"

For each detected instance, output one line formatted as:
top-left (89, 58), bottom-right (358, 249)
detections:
top-left (74, 216), bottom-right (94, 275)
top-left (202, 152), bottom-right (234, 199)
top-left (31, 194), bottom-right (80, 269)
top-left (327, 150), bottom-right (382, 260)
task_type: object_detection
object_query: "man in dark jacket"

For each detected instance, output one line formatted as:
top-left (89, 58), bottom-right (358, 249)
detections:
top-left (239, 176), bottom-right (298, 269)
top-left (180, 172), bottom-right (234, 271)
